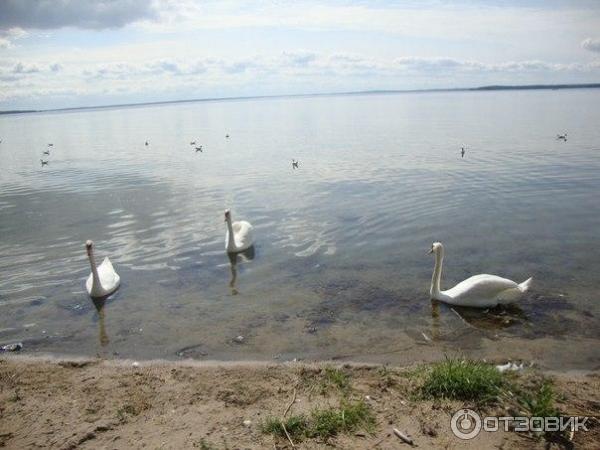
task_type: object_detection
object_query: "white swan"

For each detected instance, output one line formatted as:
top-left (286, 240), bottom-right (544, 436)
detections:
top-left (85, 240), bottom-right (120, 298)
top-left (429, 242), bottom-right (532, 308)
top-left (224, 210), bottom-right (254, 253)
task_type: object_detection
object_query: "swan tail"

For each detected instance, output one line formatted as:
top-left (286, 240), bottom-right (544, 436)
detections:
top-left (518, 277), bottom-right (533, 293)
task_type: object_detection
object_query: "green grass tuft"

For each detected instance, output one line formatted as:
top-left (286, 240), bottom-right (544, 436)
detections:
top-left (193, 438), bottom-right (217, 450)
top-left (517, 380), bottom-right (558, 418)
top-left (261, 400), bottom-right (375, 442)
top-left (322, 366), bottom-right (350, 391)
top-left (261, 415), bottom-right (309, 440)
top-left (420, 358), bottom-right (504, 403)
top-left (377, 365), bottom-right (398, 388)
top-left (308, 399), bottom-right (375, 439)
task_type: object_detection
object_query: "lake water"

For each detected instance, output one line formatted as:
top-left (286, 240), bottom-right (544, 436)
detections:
top-left (1, 90), bottom-right (599, 370)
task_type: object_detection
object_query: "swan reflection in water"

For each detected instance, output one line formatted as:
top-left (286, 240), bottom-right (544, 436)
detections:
top-left (91, 297), bottom-right (110, 349)
top-left (449, 302), bottom-right (527, 329)
top-left (228, 246), bottom-right (256, 295)
top-left (427, 299), bottom-right (528, 342)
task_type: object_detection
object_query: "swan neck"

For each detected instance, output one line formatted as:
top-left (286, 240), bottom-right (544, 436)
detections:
top-left (431, 250), bottom-right (443, 298)
top-left (226, 216), bottom-right (237, 251)
top-left (88, 249), bottom-right (102, 290)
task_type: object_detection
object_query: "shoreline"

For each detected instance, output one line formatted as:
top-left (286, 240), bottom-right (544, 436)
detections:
top-left (1, 355), bottom-right (598, 449)
top-left (2, 353), bottom-right (599, 376)
top-left (2, 82), bottom-right (599, 115)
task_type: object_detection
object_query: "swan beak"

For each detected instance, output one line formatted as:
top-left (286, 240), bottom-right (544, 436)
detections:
top-left (427, 248), bottom-right (433, 254)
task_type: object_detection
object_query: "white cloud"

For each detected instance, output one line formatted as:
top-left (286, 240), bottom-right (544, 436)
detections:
top-left (12, 62), bottom-right (40, 74)
top-left (3, 51), bottom-right (600, 107)
top-left (281, 51), bottom-right (317, 67)
top-left (581, 38), bottom-right (600, 53)
top-left (0, 27), bottom-right (27, 49)
top-left (141, 1), bottom-right (600, 46)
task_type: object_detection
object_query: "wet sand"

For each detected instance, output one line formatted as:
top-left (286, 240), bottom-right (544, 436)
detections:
top-left (1, 356), bottom-right (598, 449)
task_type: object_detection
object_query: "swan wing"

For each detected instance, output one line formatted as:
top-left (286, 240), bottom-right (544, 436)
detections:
top-left (97, 257), bottom-right (120, 293)
top-left (232, 220), bottom-right (254, 251)
top-left (443, 274), bottom-right (519, 307)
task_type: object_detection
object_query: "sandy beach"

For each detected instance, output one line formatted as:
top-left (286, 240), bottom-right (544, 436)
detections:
top-left (1, 356), bottom-right (598, 449)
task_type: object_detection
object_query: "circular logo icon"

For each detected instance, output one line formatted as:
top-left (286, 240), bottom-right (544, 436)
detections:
top-left (451, 409), bottom-right (482, 440)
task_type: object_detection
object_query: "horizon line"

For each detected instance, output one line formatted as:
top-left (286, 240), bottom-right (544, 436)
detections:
top-left (2, 82), bottom-right (600, 115)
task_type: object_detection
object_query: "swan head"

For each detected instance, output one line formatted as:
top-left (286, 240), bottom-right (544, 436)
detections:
top-left (85, 240), bottom-right (94, 254)
top-left (428, 242), bottom-right (443, 255)
top-left (224, 209), bottom-right (231, 222)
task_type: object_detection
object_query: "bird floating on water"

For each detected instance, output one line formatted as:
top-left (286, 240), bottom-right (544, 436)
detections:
top-left (145, 141), bottom-right (149, 146)
top-left (195, 146), bottom-right (203, 152)
top-left (40, 159), bottom-right (49, 166)
top-left (85, 240), bottom-right (120, 298)
top-left (461, 147), bottom-right (465, 158)
top-left (428, 242), bottom-right (532, 308)
top-left (47, 143), bottom-right (53, 147)
top-left (225, 134), bottom-right (230, 139)
top-left (43, 150), bottom-right (50, 155)
top-left (292, 159), bottom-right (299, 169)
top-left (224, 209), bottom-right (254, 253)
top-left (556, 133), bottom-right (567, 141)
top-left (190, 141), bottom-right (196, 145)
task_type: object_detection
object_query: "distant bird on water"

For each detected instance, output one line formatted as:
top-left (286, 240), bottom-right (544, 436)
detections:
top-left (190, 141), bottom-right (196, 145)
top-left (461, 147), bottom-right (465, 158)
top-left (145, 141), bottom-right (149, 146)
top-left (40, 159), bottom-right (49, 166)
top-left (557, 133), bottom-right (567, 141)
top-left (195, 146), bottom-right (203, 152)
top-left (292, 159), bottom-right (299, 169)
top-left (225, 134), bottom-right (230, 139)
top-left (47, 143), bottom-right (53, 147)
top-left (43, 149), bottom-right (50, 155)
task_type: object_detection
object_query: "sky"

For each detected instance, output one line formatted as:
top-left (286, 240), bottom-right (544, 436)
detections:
top-left (1, 0), bottom-right (600, 110)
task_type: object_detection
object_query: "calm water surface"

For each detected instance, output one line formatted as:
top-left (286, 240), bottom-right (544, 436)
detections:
top-left (1, 90), bottom-right (599, 369)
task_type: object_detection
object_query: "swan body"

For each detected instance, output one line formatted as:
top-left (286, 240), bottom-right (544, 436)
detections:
top-left (224, 210), bottom-right (254, 253)
top-left (429, 242), bottom-right (532, 308)
top-left (85, 240), bottom-right (120, 298)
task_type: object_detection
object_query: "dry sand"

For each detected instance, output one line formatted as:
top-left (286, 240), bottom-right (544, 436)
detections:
top-left (0, 356), bottom-right (598, 449)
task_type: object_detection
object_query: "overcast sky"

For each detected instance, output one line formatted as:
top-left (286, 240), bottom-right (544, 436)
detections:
top-left (1, 0), bottom-right (600, 110)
